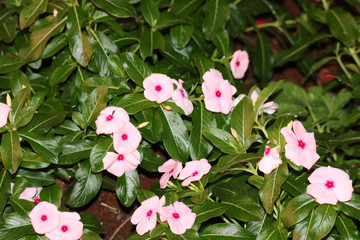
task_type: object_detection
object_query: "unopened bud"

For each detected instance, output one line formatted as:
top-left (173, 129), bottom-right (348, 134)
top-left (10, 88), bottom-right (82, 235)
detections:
top-left (53, 8), bottom-right (58, 18)
top-left (6, 94), bottom-right (11, 107)
top-left (230, 128), bottom-right (238, 139)
top-left (137, 122), bottom-right (149, 129)
top-left (163, 105), bottom-right (172, 111)
top-left (287, 121), bottom-right (293, 130)
top-left (21, 84), bottom-right (26, 89)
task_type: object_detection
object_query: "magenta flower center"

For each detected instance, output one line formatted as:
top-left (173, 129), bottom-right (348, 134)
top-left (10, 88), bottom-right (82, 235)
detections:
top-left (155, 85), bottom-right (162, 92)
top-left (169, 169), bottom-right (174, 174)
top-left (146, 210), bottom-right (153, 217)
top-left (325, 180), bottom-right (335, 189)
top-left (122, 134), bottom-right (128, 140)
top-left (215, 91), bottom-right (221, 98)
top-left (298, 140), bottom-right (306, 149)
top-left (106, 115), bottom-right (114, 121)
top-left (236, 61), bottom-right (240, 67)
top-left (173, 213), bottom-right (180, 219)
top-left (179, 88), bottom-right (185, 98)
top-left (41, 215), bottom-right (47, 221)
top-left (192, 171), bottom-right (198, 177)
top-left (264, 147), bottom-right (271, 156)
top-left (117, 154), bottom-right (124, 161)
top-left (61, 225), bottom-right (68, 232)
top-left (34, 198), bottom-right (40, 204)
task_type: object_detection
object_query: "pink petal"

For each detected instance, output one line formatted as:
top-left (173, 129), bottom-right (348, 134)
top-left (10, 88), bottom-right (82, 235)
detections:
top-left (301, 150), bottom-right (320, 170)
top-left (204, 97), bottom-right (222, 113)
top-left (0, 102), bottom-right (11, 128)
top-left (178, 161), bottom-right (198, 180)
top-left (143, 73), bottom-right (174, 103)
top-left (230, 50), bottom-right (249, 79)
top-left (284, 145), bottom-right (302, 166)
top-left (219, 95), bottom-right (234, 114)
top-left (333, 180), bottom-right (354, 202)
top-left (168, 217), bottom-right (186, 235)
top-left (280, 127), bottom-right (298, 146)
top-left (199, 159), bottom-right (211, 174)
top-left (308, 167), bottom-right (328, 184)
top-left (106, 160), bottom-right (125, 177)
top-left (29, 201), bottom-right (60, 234)
top-left (159, 173), bottom-right (172, 189)
top-left (113, 122), bottom-right (142, 154)
top-left (307, 183), bottom-right (338, 205)
top-left (251, 91), bottom-right (258, 102)
top-left (159, 205), bottom-right (174, 222)
top-left (292, 121), bottom-right (308, 142)
top-left (102, 152), bottom-right (118, 170)
top-left (326, 166), bottom-right (351, 183)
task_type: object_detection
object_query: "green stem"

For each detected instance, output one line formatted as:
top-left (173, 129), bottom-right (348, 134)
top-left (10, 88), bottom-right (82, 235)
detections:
top-left (336, 54), bottom-right (352, 80)
top-left (306, 104), bottom-right (323, 133)
top-left (247, 161), bottom-right (258, 175)
top-left (348, 47), bottom-right (360, 68)
top-left (321, 0), bottom-right (329, 11)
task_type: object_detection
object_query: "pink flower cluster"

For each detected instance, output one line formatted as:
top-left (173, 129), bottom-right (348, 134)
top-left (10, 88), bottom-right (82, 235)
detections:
top-left (29, 201), bottom-right (83, 240)
top-left (258, 120), bottom-right (354, 205)
top-left (131, 196), bottom-right (196, 236)
top-left (10, 183), bottom-right (42, 204)
top-left (143, 74), bottom-right (194, 115)
top-left (95, 107), bottom-right (142, 177)
top-left (0, 102), bottom-right (11, 128)
top-left (158, 158), bottom-right (211, 188)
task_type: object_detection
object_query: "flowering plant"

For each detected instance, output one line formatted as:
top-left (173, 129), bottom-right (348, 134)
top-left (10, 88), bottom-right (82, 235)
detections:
top-left (1, 0), bottom-right (360, 239)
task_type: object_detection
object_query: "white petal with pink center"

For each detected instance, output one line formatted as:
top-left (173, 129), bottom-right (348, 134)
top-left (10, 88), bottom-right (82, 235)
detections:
top-left (158, 159), bottom-right (183, 189)
top-left (258, 146), bottom-right (282, 174)
top-left (45, 212), bottom-right (83, 240)
top-left (95, 107), bottom-right (129, 135)
top-left (106, 150), bottom-right (141, 177)
top-left (178, 159), bottom-right (211, 186)
top-left (29, 201), bottom-right (61, 234)
top-left (230, 50), bottom-right (249, 79)
top-left (113, 122), bottom-right (142, 154)
top-left (171, 80), bottom-right (194, 115)
top-left (143, 73), bottom-right (174, 103)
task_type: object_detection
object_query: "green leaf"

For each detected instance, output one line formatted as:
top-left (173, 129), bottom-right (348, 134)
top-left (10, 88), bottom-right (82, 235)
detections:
top-left (80, 213), bottom-right (104, 234)
top-left (327, 8), bottom-right (357, 47)
top-left (141, 0), bottom-right (159, 27)
top-left (211, 29), bottom-right (231, 57)
top-left (11, 88), bottom-right (30, 124)
top-left (116, 170), bottom-right (139, 207)
top-left (140, 144), bottom-right (164, 172)
top-left (193, 202), bottom-right (228, 224)
top-left (117, 93), bottom-right (155, 114)
top-left (65, 161), bottom-right (102, 207)
top-left (203, 127), bottom-right (240, 154)
top-left (0, 213), bottom-right (35, 239)
top-left (81, 85), bottom-right (108, 128)
top-left (42, 34), bottom-right (68, 59)
top-left (18, 17), bottom-right (67, 62)
top-left (91, 0), bottom-right (136, 18)
top-left (10, 199), bottom-right (35, 216)
top-left (0, 170), bottom-right (10, 214)
top-left (135, 108), bottom-right (162, 144)
top-left (281, 194), bottom-right (317, 227)
top-left (15, 169), bottom-right (55, 187)
top-left (19, 132), bottom-right (59, 164)
top-left (140, 27), bottom-right (165, 59)
top-left (230, 97), bottom-right (254, 149)
top-left (90, 138), bottom-right (113, 172)
top-left (40, 182), bottom-right (62, 207)
top-left (49, 63), bottom-right (77, 87)
top-left (80, 229), bottom-right (102, 240)
top-left (222, 194), bottom-right (262, 221)
top-left (274, 34), bottom-right (329, 67)
top-left (200, 223), bottom-right (256, 240)
top-left (257, 228), bottom-right (288, 240)
top-left (13, 106), bottom-right (36, 128)
top-left (1, 132), bottom-right (22, 174)
top-left (254, 33), bottom-right (273, 87)
top-left (19, 0), bottom-right (48, 29)
top-left (268, 116), bottom-right (292, 146)
top-left (338, 193), bottom-right (360, 221)
top-left (259, 161), bottom-right (288, 214)
top-left (254, 81), bottom-right (283, 120)
top-left (202, 0), bottom-right (230, 40)
top-left (58, 140), bottom-right (95, 165)
top-left (335, 213), bottom-right (360, 240)
top-left (282, 173), bottom-right (307, 197)
top-left (308, 204), bottom-right (336, 239)
top-left (67, 5), bottom-right (94, 67)
top-left (215, 153), bottom-right (262, 173)
top-left (159, 107), bottom-right (190, 163)
top-left (171, 0), bottom-right (204, 18)
top-left (120, 52), bottom-right (152, 86)
top-left (20, 111), bottom-right (66, 135)
top-left (293, 210), bottom-right (314, 240)
top-left (190, 103), bottom-right (215, 160)
top-left (0, 56), bottom-right (25, 74)
top-left (193, 54), bottom-right (214, 77)
top-left (171, 24), bottom-right (194, 49)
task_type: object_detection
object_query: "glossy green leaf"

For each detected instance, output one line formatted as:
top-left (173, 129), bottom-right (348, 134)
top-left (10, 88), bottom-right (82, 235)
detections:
top-left (39, 182), bottom-right (62, 207)
top-left (140, 27), bottom-right (165, 59)
top-left (202, 0), bottom-right (230, 40)
top-left (13, 106), bottom-right (36, 128)
top-left (15, 169), bottom-right (54, 187)
top-left (11, 88), bottom-right (30, 124)
top-left (120, 52), bottom-right (152, 86)
top-left (193, 54), bottom-right (214, 77)
top-left (281, 194), bottom-right (317, 227)
top-left (90, 138), bottom-right (113, 172)
top-left (307, 8), bottom-right (326, 24)
top-left (222, 195), bottom-right (262, 221)
top-left (200, 223), bottom-right (256, 240)
top-left (254, 81), bottom-right (282, 120)
top-left (0, 56), bottom-right (25, 74)
top-left (282, 173), bottom-right (307, 197)
top-left (0, 15), bottom-right (18, 43)
top-left (80, 213), bottom-right (104, 234)
top-left (327, 8), bottom-right (357, 47)
top-left (308, 204), bottom-right (336, 239)
top-left (254, 33), bottom-right (273, 87)
top-left (67, 6), bottom-right (94, 67)
top-left (293, 210), bottom-right (314, 240)
top-left (0, 170), bottom-right (10, 214)
top-left (335, 213), bottom-right (360, 240)
top-left (1, 132), bottom-right (22, 174)
top-left (18, 17), bottom-right (67, 62)
top-left (190, 103), bottom-right (215, 160)
top-left (159, 107), bottom-right (190, 163)
top-left (230, 97), bottom-right (254, 149)
top-left (10, 199), bottom-right (35, 216)
top-left (0, 213), bottom-right (35, 239)
top-left (171, 0), bottom-right (204, 18)
top-left (203, 127), bottom-right (240, 154)
top-left (58, 140), bottom-right (95, 165)
top-left (338, 193), bottom-right (360, 221)
top-left (81, 85), bottom-right (108, 128)
top-left (140, 143), bottom-right (164, 172)
top-left (65, 161), bottom-right (102, 207)
top-left (141, 0), bottom-right (159, 27)
top-left (260, 162), bottom-right (288, 214)
top-left (49, 63), bottom-right (76, 87)
top-left (19, 0), bottom-right (48, 30)
top-left (135, 108), bottom-right (162, 144)
top-left (257, 228), bottom-right (287, 240)
top-left (215, 153), bottom-right (262, 173)
top-left (91, 0), bottom-right (136, 18)
top-left (116, 170), bottom-right (139, 207)
top-left (20, 111), bottom-right (66, 135)
top-left (117, 93), bottom-right (155, 114)
top-left (211, 29), bottom-right (231, 57)
top-left (170, 24), bottom-right (194, 49)
top-left (42, 34), bottom-right (68, 59)
top-left (268, 116), bottom-right (292, 146)
top-left (193, 202), bottom-right (228, 224)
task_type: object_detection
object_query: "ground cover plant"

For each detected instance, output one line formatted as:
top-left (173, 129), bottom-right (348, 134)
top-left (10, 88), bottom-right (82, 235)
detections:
top-left (1, 0), bottom-right (360, 239)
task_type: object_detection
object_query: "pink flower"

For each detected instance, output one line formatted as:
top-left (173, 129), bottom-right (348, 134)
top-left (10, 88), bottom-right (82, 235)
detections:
top-left (95, 107), bottom-right (129, 135)
top-left (258, 146), bottom-right (282, 174)
top-left (29, 201), bottom-right (60, 234)
top-left (280, 121), bottom-right (320, 170)
top-left (230, 50), bottom-right (249, 79)
top-left (131, 196), bottom-right (165, 236)
top-left (202, 69), bottom-right (237, 115)
top-left (113, 122), bottom-right (142, 154)
top-left (307, 166), bottom-right (354, 205)
top-left (159, 201), bottom-right (196, 235)
top-left (251, 91), bottom-right (278, 115)
top-left (10, 183), bottom-right (42, 203)
top-left (178, 159), bottom-right (211, 187)
top-left (171, 80), bottom-right (194, 115)
top-left (143, 73), bottom-right (174, 103)
top-left (102, 150), bottom-right (141, 177)
top-left (0, 102), bottom-right (11, 128)
top-left (45, 212), bottom-right (83, 240)
top-left (158, 159), bottom-right (183, 189)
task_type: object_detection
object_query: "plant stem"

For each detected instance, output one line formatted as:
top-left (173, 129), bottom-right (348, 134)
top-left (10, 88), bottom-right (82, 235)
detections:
top-left (321, 0), bottom-right (329, 11)
top-left (348, 47), bottom-right (360, 68)
top-left (306, 104), bottom-right (323, 133)
top-left (336, 54), bottom-right (352, 80)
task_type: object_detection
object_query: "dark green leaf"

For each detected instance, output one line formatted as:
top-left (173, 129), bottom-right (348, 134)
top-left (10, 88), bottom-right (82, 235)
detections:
top-left (193, 202), bottom-right (228, 224)
top-left (14, 106), bottom-right (36, 128)
top-left (81, 85), bottom-right (108, 128)
top-left (0, 170), bottom-right (10, 214)
top-left (171, 0), bottom-right (204, 18)
top-left (211, 29), bottom-right (231, 57)
top-left (90, 138), bottom-right (113, 172)
top-left (193, 54), bottom-right (214, 77)
top-left (141, 0), bottom-right (159, 27)
top-left (257, 228), bottom-right (287, 240)
top-left (203, 127), bottom-right (240, 154)
top-left (19, 0), bottom-right (48, 29)
top-left (327, 8), bottom-right (357, 47)
top-left (140, 144), bottom-right (164, 172)
top-left (15, 169), bottom-right (55, 187)
top-left (58, 140), bottom-right (95, 165)
top-left (80, 213), bottom-right (104, 234)
top-left (171, 24), bottom-right (194, 49)
top-left (0, 56), bottom-right (25, 74)
top-left (222, 195), bottom-right (262, 221)
top-left (11, 88), bottom-right (30, 124)
top-left (10, 199), bottom-right (35, 216)
top-left (281, 194), bottom-right (317, 227)
top-left (268, 116), bottom-right (292, 146)
top-left (0, 213), bottom-right (35, 239)
top-left (254, 81), bottom-right (283, 119)
top-left (120, 52), bottom-right (152, 86)
top-left (20, 111), bottom-right (66, 135)
top-left (117, 93), bottom-right (155, 114)
top-left (308, 204), bottom-right (336, 239)
top-left (116, 170), bottom-right (139, 207)
top-left (215, 153), bottom-right (262, 173)
top-left (254, 33), bottom-right (273, 87)
top-left (338, 193), bottom-right (360, 221)
top-left (335, 213), bottom-right (360, 240)
top-left (50, 63), bottom-right (77, 87)
top-left (1, 131), bottom-right (22, 174)
top-left (20, 151), bottom-right (50, 170)
top-left (40, 182), bottom-right (62, 207)
top-left (200, 223), bottom-right (255, 240)
top-left (42, 34), bottom-right (68, 59)
top-left (91, 0), bottom-right (136, 18)
top-left (202, 0), bottom-right (230, 40)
